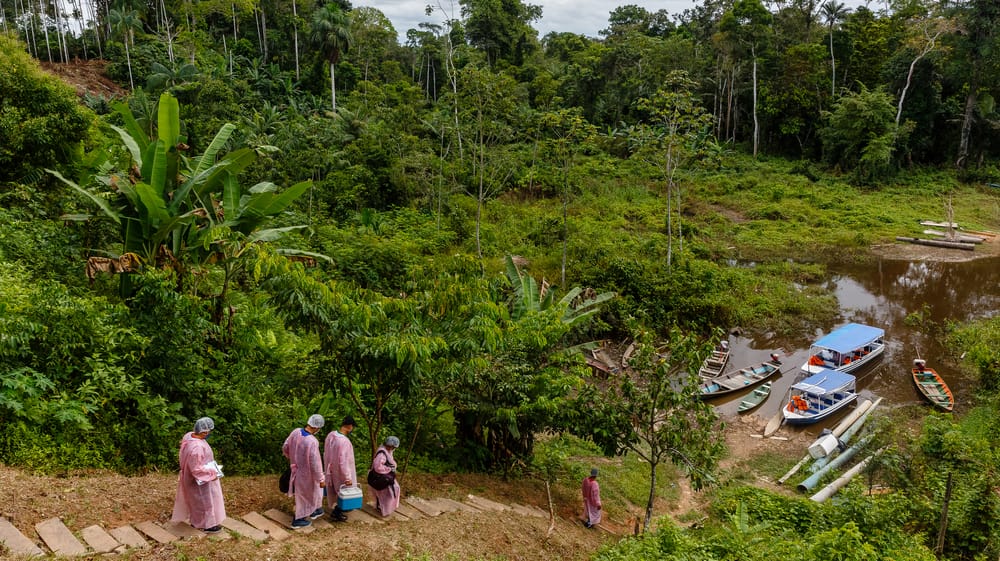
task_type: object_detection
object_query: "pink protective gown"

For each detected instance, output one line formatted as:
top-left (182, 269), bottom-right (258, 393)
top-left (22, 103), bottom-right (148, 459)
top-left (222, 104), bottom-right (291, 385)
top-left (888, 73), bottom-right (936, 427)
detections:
top-left (582, 476), bottom-right (602, 526)
top-left (282, 428), bottom-right (325, 520)
top-left (324, 430), bottom-right (357, 510)
top-left (369, 445), bottom-right (400, 516)
top-left (171, 432), bottom-right (226, 529)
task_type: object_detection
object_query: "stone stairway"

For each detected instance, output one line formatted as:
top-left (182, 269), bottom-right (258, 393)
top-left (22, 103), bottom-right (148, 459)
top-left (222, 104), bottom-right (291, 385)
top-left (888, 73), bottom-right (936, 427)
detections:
top-left (0, 494), bottom-right (556, 558)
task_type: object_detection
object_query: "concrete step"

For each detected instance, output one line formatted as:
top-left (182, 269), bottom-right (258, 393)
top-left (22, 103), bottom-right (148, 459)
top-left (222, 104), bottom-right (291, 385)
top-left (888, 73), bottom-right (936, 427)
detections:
top-left (404, 496), bottom-right (442, 517)
top-left (108, 525), bottom-right (149, 550)
top-left (220, 517), bottom-right (269, 541)
top-left (35, 517), bottom-right (87, 556)
top-left (361, 503), bottom-right (405, 521)
top-left (134, 521), bottom-right (179, 544)
top-left (423, 498), bottom-right (460, 513)
top-left (344, 507), bottom-right (383, 524)
top-left (263, 508), bottom-right (314, 533)
top-left (241, 512), bottom-right (291, 542)
top-left (162, 520), bottom-right (204, 539)
top-left (464, 494), bottom-right (509, 512)
top-left (393, 502), bottom-right (427, 520)
top-left (80, 525), bottom-right (120, 553)
top-left (0, 516), bottom-right (44, 557)
top-left (437, 497), bottom-right (482, 513)
top-left (509, 503), bottom-right (548, 518)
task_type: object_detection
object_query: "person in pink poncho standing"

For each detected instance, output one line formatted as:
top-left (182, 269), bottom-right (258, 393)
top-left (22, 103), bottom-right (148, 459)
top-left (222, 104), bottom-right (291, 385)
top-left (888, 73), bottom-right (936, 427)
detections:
top-left (172, 417), bottom-right (226, 534)
top-left (582, 467), bottom-right (602, 529)
top-left (369, 436), bottom-right (401, 517)
top-left (323, 415), bottom-right (358, 522)
top-left (282, 414), bottom-right (326, 528)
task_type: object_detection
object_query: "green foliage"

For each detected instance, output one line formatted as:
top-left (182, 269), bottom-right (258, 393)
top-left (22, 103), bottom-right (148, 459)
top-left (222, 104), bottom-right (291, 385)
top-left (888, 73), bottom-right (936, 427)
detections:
top-left (0, 34), bottom-right (94, 188)
top-left (820, 85), bottom-right (900, 185)
top-left (946, 316), bottom-right (1000, 390)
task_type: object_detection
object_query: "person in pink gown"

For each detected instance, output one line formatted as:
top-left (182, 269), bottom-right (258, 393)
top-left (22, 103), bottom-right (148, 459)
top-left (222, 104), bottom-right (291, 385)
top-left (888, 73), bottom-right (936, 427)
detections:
top-left (582, 467), bottom-right (602, 528)
top-left (171, 417), bottom-right (226, 533)
top-left (282, 414), bottom-right (326, 528)
top-left (323, 415), bottom-right (358, 522)
top-left (370, 436), bottom-right (401, 517)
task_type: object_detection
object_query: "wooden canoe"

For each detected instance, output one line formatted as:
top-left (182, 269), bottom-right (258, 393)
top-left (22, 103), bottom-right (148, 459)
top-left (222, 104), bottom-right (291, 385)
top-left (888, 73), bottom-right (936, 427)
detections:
top-left (700, 356), bottom-right (783, 399)
top-left (738, 381), bottom-right (772, 413)
top-left (912, 361), bottom-right (954, 412)
top-left (698, 342), bottom-right (730, 379)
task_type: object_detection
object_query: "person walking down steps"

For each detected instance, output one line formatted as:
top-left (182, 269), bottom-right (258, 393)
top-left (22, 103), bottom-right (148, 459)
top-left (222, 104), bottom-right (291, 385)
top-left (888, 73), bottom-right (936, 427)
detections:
top-left (324, 415), bottom-right (358, 522)
top-left (172, 417), bottom-right (226, 534)
top-left (369, 436), bottom-right (401, 517)
top-left (282, 414), bottom-right (326, 528)
top-left (582, 467), bottom-right (602, 529)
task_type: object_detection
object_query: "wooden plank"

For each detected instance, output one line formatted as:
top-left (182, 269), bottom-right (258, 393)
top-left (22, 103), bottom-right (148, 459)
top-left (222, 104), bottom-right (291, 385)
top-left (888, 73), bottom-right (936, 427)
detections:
top-left (345, 507), bottom-right (383, 524)
top-left (404, 496), bottom-right (443, 517)
top-left (134, 521), bottom-right (179, 544)
top-left (0, 516), bottom-right (44, 557)
top-left (80, 525), bottom-right (119, 554)
top-left (263, 509), bottom-right (313, 533)
top-left (393, 502), bottom-right (426, 520)
top-left (35, 517), bottom-right (87, 556)
top-left (241, 512), bottom-right (291, 542)
top-left (162, 520), bottom-right (204, 539)
top-left (896, 237), bottom-right (976, 251)
top-left (220, 518), bottom-right (268, 542)
top-left (361, 503), bottom-right (397, 521)
top-left (423, 498), bottom-right (460, 513)
top-left (465, 494), bottom-right (509, 512)
top-left (108, 525), bottom-right (149, 549)
top-left (437, 497), bottom-right (482, 513)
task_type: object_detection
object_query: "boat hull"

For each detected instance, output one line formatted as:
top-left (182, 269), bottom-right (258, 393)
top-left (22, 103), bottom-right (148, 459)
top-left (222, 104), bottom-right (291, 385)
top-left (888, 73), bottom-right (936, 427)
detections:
top-left (912, 366), bottom-right (954, 412)
top-left (801, 323), bottom-right (886, 375)
top-left (783, 393), bottom-right (858, 424)
top-left (738, 382), bottom-right (772, 413)
top-left (700, 360), bottom-right (782, 400)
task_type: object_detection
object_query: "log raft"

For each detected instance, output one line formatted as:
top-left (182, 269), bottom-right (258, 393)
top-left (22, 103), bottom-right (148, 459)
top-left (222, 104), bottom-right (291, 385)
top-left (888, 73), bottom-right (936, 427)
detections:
top-left (895, 237), bottom-right (976, 251)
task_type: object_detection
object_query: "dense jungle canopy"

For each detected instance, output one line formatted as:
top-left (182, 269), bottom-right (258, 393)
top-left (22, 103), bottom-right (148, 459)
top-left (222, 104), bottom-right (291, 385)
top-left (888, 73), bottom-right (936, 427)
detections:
top-left (2, 0), bottom-right (1000, 559)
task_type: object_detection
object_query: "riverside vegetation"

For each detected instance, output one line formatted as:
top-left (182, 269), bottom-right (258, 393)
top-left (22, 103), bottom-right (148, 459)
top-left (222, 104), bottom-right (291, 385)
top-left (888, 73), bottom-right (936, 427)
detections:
top-left (2, 0), bottom-right (1000, 558)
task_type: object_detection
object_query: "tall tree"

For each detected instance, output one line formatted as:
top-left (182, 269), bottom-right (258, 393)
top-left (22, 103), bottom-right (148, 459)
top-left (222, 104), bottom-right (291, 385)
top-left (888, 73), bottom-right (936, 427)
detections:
top-left (310, 2), bottom-right (353, 112)
top-left (108, 7), bottom-right (142, 90)
top-left (720, 0), bottom-right (773, 157)
top-left (951, 0), bottom-right (1000, 169)
top-left (460, 0), bottom-right (541, 66)
top-left (821, 0), bottom-right (849, 98)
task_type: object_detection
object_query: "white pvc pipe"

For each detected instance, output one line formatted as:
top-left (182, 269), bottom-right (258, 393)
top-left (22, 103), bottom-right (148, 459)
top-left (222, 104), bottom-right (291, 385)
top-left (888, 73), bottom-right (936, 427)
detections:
top-left (809, 448), bottom-right (885, 503)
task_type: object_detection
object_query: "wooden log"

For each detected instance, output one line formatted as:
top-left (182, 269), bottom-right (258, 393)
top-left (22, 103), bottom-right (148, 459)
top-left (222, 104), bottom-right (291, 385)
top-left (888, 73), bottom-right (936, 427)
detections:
top-left (895, 237), bottom-right (976, 251)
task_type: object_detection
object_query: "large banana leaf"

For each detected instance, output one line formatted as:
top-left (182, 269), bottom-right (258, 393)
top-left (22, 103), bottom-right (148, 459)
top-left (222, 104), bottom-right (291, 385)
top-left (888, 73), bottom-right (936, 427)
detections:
top-left (108, 124), bottom-right (144, 169)
top-left (47, 169), bottom-right (122, 222)
top-left (148, 139), bottom-right (170, 200)
top-left (249, 225), bottom-right (308, 243)
top-left (183, 148), bottom-right (257, 204)
top-left (232, 180), bottom-right (312, 234)
top-left (133, 182), bottom-right (170, 234)
top-left (190, 123), bottom-right (236, 179)
top-left (111, 102), bottom-right (149, 157)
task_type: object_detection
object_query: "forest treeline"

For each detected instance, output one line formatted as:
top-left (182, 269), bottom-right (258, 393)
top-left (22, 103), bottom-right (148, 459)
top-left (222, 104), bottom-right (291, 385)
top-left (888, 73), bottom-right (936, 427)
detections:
top-left (2, 0), bottom-right (1000, 559)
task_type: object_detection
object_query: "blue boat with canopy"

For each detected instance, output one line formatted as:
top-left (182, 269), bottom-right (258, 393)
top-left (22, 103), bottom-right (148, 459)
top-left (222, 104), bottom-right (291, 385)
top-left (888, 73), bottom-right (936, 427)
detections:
top-left (782, 368), bottom-right (858, 424)
top-left (801, 323), bottom-right (885, 375)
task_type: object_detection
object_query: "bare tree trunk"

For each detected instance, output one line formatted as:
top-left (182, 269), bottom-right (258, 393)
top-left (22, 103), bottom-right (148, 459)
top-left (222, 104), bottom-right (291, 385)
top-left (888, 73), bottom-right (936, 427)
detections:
top-left (291, 0), bottom-right (300, 79)
top-left (40, 0), bottom-right (53, 62)
top-left (829, 28), bottom-right (836, 98)
top-left (329, 62), bottom-right (336, 111)
top-left (644, 460), bottom-right (657, 532)
top-left (752, 45), bottom-right (759, 158)
top-left (956, 86), bottom-right (978, 169)
top-left (935, 472), bottom-right (952, 559)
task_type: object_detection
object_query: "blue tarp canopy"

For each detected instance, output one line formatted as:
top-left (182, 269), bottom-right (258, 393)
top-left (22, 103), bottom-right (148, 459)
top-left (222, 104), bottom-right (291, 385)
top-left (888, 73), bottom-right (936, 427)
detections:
top-left (792, 369), bottom-right (855, 395)
top-left (811, 323), bottom-right (884, 354)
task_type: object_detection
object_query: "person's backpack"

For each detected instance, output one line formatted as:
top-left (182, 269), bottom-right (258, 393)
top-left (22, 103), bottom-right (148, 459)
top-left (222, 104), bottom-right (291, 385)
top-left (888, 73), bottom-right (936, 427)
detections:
top-left (278, 467), bottom-right (291, 493)
top-left (366, 449), bottom-right (395, 490)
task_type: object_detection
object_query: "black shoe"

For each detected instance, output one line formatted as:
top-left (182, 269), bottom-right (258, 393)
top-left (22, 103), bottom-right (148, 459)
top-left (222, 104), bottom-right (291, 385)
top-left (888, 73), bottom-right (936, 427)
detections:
top-left (202, 525), bottom-right (223, 534)
top-left (291, 518), bottom-right (312, 528)
top-left (583, 521), bottom-right (593, 529)
top-left (309, 508), bottom-right (325, 520)
top-left (330, 512), bottom-right (348, 522)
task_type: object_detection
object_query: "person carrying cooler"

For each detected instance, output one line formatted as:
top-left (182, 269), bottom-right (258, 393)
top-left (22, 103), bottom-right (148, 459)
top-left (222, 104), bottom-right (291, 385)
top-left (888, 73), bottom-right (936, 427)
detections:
top-left (172, 417), bottom-right (226, 534)
top-left (282, 414), bottom-right (326, 528)
top-left (324, 415), bottom-right (358, 522)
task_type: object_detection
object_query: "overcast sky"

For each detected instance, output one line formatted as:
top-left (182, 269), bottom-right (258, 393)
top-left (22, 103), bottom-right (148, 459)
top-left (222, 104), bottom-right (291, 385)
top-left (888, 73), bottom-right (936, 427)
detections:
top-left (357, 0), bottom-right (875, 42)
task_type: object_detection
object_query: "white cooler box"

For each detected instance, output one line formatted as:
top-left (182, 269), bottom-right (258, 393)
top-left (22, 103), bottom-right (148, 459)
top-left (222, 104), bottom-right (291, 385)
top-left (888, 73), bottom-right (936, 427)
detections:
top-left (337, 485), bottom-right (363, 511)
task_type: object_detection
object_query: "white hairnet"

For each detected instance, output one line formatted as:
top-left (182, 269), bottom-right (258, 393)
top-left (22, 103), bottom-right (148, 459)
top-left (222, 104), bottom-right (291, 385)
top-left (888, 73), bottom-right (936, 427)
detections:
top-left (384, 435), bottom-right (400, 448)
top-left (307, 414), bottom-right (325, 428)
top-left (194, 417), bottom-right (215, 433)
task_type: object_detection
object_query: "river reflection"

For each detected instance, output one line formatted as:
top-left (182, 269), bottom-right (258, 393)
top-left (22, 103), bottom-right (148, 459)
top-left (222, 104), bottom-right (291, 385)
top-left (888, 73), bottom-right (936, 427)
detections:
top-left (712, 255), bottom-right (1000, 436)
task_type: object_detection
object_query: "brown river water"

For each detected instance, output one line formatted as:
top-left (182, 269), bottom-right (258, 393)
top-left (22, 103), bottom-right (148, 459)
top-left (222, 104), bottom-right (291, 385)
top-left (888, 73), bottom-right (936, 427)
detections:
top-left (711, 255), bottom-right (1000, 436)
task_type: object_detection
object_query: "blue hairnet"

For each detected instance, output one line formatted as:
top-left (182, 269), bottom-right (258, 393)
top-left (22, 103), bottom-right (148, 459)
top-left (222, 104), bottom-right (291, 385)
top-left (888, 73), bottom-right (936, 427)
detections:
top-left (194, 417), bottom-right (215, 433)
top-left (384, 436), bottom-right (400, 448)
top-left (307, 414), bottom-right (325, 428)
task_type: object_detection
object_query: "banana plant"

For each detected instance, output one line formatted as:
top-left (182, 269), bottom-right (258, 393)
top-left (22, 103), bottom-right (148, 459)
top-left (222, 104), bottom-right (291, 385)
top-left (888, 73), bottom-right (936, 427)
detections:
top-left (51, 92), bottom-right (317, 307)
top-left (503, 255), bottom-right (614, 326)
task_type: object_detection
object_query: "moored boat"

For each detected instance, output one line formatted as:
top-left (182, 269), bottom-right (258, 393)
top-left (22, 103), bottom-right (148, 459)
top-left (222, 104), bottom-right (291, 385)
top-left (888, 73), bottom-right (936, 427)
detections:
top-left (738, 381), bottom-right (772, 413)
top-left (700, 354), bottom-right (783, 399)
top-left (802, 323), bottom-right (885, 375)
top-left (911, 359), bottom-right (954, 412)
top-left (782, 369), bottom-right (858, 424)
top-left (698, 341), bottom-right (730, 378)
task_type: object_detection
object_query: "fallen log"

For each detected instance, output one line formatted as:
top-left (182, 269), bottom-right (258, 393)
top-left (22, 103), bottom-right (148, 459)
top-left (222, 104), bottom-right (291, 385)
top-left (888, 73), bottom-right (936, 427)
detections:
top-left (896, 237), bottom-right (975, 251)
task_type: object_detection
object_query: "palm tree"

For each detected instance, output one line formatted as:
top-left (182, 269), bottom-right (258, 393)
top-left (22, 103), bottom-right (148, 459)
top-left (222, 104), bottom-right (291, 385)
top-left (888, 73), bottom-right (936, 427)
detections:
top-left (310, 3), bottom-right (353, 112)
top-left (821, 0), bottom-right (849, 98)
top-left (109, 8), bottom-right (142, 89)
